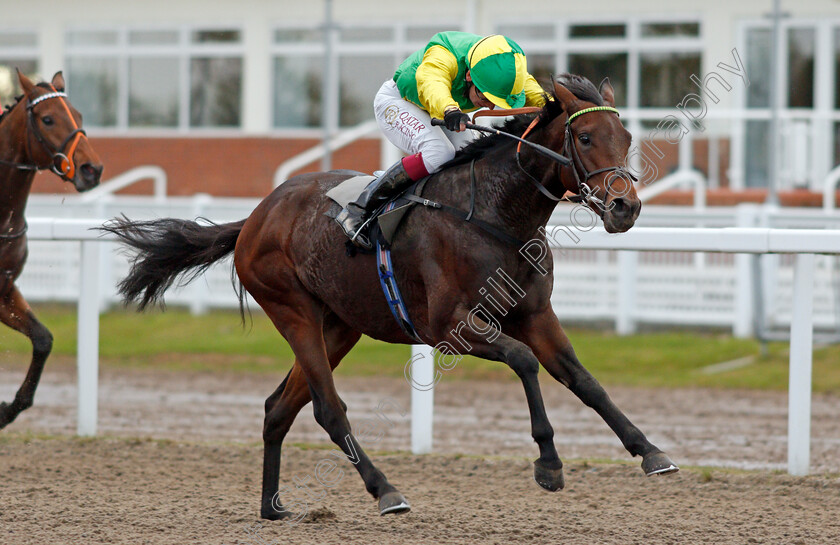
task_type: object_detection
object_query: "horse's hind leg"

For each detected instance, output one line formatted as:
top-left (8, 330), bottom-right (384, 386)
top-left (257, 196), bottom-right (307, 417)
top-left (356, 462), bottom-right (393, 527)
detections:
top-left (0, 284), bottom-right (53, 429)
top-left (521, 308), bottom-right (678, 476)
top-left (260, 318), bottom-right (360, 520)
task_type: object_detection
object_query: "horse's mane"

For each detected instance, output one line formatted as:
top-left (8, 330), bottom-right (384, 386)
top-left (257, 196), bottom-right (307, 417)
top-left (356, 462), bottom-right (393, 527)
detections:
top-left (442, 73), bottom-right (604, 168)
top-left (0, 82), bottom-right (53, 126)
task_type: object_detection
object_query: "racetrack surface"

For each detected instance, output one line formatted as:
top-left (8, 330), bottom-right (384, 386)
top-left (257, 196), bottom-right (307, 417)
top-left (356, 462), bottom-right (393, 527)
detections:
top-left (2, 361), bottom-right (840, 544)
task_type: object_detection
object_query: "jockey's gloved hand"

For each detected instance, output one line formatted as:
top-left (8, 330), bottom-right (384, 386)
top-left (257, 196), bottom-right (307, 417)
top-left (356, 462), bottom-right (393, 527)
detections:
top-left (444, 109), bottom-right (470, 132)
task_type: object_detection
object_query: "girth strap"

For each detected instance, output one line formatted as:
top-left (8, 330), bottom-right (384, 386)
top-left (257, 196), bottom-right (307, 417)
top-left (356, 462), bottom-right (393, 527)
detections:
top-left (375, 206), bottom-right (423, 343)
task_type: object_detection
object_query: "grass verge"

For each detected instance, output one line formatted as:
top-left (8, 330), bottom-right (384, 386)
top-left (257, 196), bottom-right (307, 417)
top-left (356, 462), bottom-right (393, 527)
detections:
top-left (1, 304), bottom-right (838, 393)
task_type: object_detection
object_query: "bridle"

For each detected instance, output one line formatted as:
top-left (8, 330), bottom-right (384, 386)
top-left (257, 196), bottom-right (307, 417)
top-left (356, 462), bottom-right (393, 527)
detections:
top-left (515, 105), bottom-right (637, 210)
top-left (0, 87), bottom-right (88, 181)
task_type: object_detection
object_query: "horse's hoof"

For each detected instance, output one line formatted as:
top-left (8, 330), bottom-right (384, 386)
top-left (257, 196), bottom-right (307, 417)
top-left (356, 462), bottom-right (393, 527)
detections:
top-left (0, 401), bottom-right (14, 430)
top-left (261, 503), bottom-right (296, 521)
top-left (642, 451), bottom-right (679, 476)
top-left (379, 491), bottom-right (411, 516)
top-left (533, 460), bottom-right (565, 491)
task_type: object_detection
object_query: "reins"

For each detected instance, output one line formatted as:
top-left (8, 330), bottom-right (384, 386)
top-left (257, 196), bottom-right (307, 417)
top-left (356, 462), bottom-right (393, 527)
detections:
top-left (411, 103), bottom-right (636, 247)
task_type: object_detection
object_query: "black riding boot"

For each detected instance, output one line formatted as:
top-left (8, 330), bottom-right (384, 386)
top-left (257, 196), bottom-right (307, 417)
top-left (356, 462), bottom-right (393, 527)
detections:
top-left (335, 160), bottom-right (414, 249)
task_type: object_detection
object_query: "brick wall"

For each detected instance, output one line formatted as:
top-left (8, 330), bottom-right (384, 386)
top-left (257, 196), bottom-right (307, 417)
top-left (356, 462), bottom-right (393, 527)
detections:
top-left (32, 136), bottom-right (383, 198)
top-left (30, 135), bottom-right (835, 207)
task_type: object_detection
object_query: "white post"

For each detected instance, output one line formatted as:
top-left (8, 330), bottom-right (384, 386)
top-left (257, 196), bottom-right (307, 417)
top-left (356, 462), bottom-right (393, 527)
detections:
top-left (733, 204), bottom-right (758, 337)
top-left (410, 344), bottom-right (435, 454)
top-left (616, 251), bottom-right (638, 335)
top-left (189, 194), bottom-right (212, 315)
top-left (77, 240), bottom-right (101, 436)
top-left (787, 253), bottom-right (815, 476)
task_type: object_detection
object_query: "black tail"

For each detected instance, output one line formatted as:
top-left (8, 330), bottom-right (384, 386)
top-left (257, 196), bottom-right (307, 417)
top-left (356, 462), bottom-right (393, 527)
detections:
top-left (101, 215), bottom-right (246, 310)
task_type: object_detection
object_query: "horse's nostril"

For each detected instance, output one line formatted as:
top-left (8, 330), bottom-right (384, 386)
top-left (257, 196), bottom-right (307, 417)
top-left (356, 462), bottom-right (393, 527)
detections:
top-left (81, 163), bottom-right (103, 181)
top-left (611, 198), bottom-right (630, 217)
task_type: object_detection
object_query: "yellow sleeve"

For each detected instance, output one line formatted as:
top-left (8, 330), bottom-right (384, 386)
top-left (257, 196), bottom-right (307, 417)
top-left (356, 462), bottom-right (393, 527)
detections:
top-left (414, 45), bottom-right (461, 119)
top-left (523, 74), bottom-right (547, 107)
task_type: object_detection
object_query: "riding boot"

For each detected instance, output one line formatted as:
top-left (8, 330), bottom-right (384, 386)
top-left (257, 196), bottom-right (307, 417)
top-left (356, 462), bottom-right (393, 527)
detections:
top-left (335, 159), bottom-right (415, 249)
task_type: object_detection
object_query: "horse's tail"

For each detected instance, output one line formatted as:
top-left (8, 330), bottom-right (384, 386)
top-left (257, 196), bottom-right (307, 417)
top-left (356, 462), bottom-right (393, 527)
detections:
top-left (101, 215), bottom-right (246, 310)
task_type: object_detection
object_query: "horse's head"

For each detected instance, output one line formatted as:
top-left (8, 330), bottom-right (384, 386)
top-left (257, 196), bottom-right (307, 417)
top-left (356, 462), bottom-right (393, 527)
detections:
top-left (17, 70), bottom-right (102, 192)
top-left (551, 75), bottom-right (640, 233)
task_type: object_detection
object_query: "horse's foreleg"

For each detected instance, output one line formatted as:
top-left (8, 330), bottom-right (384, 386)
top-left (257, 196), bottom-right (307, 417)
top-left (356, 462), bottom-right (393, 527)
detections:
top-left (521, 308), bottom-right (678, 476)
top-left (443, 312), bottom-right (565, 491)
top-left (0, 284), bottom-right (53, 430)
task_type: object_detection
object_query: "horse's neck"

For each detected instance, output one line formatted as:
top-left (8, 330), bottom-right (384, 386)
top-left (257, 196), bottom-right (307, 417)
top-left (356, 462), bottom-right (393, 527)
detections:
top-left (473, 135), bottom-right (567, 241)
top-left (0, 108), bottom-right (36, 231)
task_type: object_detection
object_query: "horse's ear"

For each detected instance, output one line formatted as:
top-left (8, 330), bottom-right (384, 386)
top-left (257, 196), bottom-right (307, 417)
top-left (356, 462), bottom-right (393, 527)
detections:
top-left (599, 77), bottom-right (616, 107)
top-left (51, 71), bottom-right (65, 92)
top-left (552, 79), bottom-right (581, 116)
top-left (16, 68), bottom-right (35, 96)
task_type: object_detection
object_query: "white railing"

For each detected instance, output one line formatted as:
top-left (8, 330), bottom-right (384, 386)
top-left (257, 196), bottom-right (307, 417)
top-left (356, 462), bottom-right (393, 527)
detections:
top-left (77, 165), bottom-right (168, 203)
top-left (20, 198), bottom-right (840, 332)
top-left (823, 164), bottom-right (840, 213)
top-left (26, 218), bottom-right (840, 476)
top-left (273, 120), bottom-right (380, 187)
top-left (636, 169), bottom-right (707, 210)
top-left (412, 226), bottom-right (840, 475)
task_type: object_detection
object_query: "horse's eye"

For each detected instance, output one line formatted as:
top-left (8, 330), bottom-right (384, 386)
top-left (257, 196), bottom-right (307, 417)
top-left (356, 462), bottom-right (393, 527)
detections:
top-left (578, 133), bottom-right (591, 145)
top-left (42, 116), bottom-right (54, 126)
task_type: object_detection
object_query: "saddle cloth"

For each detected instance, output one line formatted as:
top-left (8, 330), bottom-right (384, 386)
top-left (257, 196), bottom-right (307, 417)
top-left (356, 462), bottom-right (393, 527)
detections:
top-left (325, 174), bottom-right (420, 247)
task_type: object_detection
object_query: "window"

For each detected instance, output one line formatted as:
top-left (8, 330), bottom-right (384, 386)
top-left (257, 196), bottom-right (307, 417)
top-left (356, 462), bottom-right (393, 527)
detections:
top-left (569, 53), bottom-right (628, 107)
top-left (787, 28), bottom-right (815, 108)
top-left (740, 20), bottom-right (840, 190)
top-left (0, 29), bottom-right (38, 107)
top-left (499, 19), bottom-right (702, 111)
top-left (640, 52), bottom-right (701, 107)
top-left (271, 23), bottom-right (461, 129)
top-left (65, 26), bottom-right (243, 130)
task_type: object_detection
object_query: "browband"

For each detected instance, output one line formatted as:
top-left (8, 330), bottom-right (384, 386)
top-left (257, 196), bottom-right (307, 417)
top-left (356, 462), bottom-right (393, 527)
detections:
top-left (27, 92), bottom-right (68, 108)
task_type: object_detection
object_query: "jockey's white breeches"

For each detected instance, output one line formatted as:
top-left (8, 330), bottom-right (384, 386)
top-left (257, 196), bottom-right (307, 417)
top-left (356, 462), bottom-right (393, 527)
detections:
top-left (373, 79), bottom-right (479, 174)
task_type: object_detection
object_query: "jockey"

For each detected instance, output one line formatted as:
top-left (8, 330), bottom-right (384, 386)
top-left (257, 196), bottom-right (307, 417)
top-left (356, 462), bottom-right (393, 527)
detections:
top-left (335, 31), bottom-right (547, 248)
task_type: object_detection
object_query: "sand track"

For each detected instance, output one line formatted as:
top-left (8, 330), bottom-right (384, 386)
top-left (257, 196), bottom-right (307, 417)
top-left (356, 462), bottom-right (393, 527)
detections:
top-left (2, 363), bottom-right (839, 544)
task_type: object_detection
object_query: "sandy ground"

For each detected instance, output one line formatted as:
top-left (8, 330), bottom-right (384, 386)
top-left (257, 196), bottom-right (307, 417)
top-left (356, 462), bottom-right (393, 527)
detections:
top-left (2, 361), bottom-right (840, 544)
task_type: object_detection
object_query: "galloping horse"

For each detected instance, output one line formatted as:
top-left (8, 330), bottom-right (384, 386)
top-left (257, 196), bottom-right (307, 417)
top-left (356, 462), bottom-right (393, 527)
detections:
top-left (104, 74), bottom-right (677, 520)
top-left (0, 71), bottom-right (103, 428)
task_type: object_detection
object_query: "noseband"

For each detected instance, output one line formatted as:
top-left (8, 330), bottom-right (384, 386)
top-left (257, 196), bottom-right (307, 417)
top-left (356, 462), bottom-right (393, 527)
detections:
top-left (516, 105), bottom-right (637, 209)
top-left (0, 89), bottom-right (88, 180)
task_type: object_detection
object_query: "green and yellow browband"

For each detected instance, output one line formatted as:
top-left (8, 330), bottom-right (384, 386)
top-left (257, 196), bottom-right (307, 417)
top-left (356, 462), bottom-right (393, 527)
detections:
top-left (566, 106), bottom-right (620, 125)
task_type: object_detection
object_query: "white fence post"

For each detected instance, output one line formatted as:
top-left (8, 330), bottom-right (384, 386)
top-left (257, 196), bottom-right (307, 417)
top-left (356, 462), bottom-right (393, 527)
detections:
top-left (410, 344), bottom-right (435, 454)
top-left (616, 251), bottom-right (638, 335)
top-left (77, 240), bottom-right (101, 436)
top-left (733, 204), bottom-right (758, 337)
top-left (189, 194), bottom-right (212, 315)
top-left (787, 252), bottom-right (815, 476)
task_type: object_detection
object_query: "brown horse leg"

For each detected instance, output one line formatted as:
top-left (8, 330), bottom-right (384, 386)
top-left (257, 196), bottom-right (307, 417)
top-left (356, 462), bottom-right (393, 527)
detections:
top-left (520, 308), bottom-right (678, 476)
top-left (258, 302), bottom-right (406, 519)
top-left (260, 318), bottom-right (360, 520)
top-left (0, 285), bottom-right (53, 429)
top-left (446, 314), bottom-right (565, 491)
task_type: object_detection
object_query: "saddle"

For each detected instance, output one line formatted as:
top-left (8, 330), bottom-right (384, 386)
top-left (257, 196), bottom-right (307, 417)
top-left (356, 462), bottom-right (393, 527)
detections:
top-left (324, 163), bottom-right (526, 343)
top-left (325, 174), bottom-right (428, 253)
top-left (325, 162), bottom-right (525, 254)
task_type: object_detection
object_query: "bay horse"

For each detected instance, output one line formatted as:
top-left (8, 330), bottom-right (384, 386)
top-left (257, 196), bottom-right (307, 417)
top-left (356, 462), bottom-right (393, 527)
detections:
top-left (0, 70), bottom-right (103, 429)
top-left (104, 74), bottom-right (677, 520)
